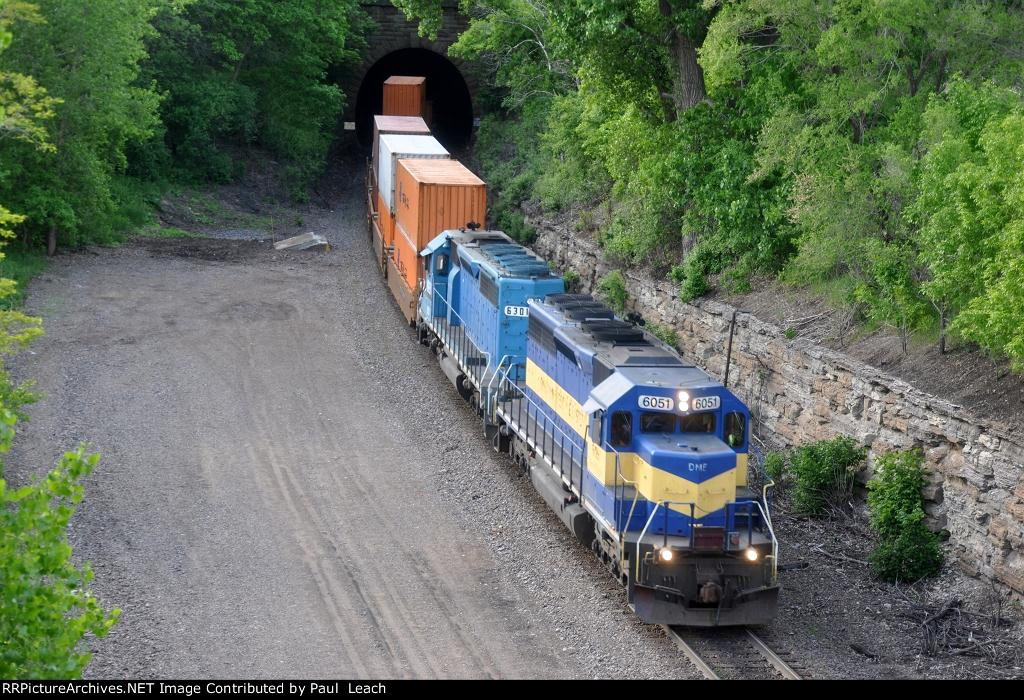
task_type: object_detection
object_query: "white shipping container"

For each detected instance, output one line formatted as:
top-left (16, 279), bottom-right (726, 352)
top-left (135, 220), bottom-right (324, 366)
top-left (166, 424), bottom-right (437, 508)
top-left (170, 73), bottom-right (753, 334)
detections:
top-left (377, 134), bottom-right (449, 213)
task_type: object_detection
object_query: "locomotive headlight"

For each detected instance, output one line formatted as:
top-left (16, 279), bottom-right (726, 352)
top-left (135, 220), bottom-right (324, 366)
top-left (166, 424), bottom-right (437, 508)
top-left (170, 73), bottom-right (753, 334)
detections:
top-left (744, 548), bottom-right (759, 562)
top-left (677, 391), bottom-right (689, 411)
top-left (659, 548), bottom-right (674, 563)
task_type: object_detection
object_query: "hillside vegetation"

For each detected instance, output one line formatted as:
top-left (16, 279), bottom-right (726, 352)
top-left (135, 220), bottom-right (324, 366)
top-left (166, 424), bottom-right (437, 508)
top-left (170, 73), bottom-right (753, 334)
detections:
top-left (0, 0), bottom-right (367, 254)
top-left (400, 0), bottom-right (1024, 370)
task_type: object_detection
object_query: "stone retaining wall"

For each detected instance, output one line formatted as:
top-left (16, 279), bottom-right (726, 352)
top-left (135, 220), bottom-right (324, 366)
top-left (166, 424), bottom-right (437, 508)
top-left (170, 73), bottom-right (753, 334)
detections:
top-left (530, 219), bottom-right (1024, 601)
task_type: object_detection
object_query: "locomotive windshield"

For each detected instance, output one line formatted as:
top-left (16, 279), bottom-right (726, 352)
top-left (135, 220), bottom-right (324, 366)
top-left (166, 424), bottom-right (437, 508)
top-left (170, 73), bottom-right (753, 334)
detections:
top-left (640, 412), bottom-right (675, 433)
top-left (680, 412), bottom-right (716, 434)
top-left (639, 411), bottom-right (717, 434)
top-left (725, 411), bottom-right (746, 448)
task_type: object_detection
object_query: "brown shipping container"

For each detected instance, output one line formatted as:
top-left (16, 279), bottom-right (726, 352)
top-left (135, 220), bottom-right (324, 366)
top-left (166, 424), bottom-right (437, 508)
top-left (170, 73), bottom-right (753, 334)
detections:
top-left (392, 158), bottom-right (487, 292)
top-left (371, 115), bottom-right (430, 173)
top-left (382, 76), bottom-right (426, 117)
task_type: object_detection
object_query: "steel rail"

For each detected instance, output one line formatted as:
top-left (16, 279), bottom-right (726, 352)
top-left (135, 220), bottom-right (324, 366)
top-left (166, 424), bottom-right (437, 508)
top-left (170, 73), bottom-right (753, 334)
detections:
top-left (662, 626), bottom-right (720, 680)
top-left (663, 626), bottom-right (803, 681)
top-left (745, 628), bottom-right (802, 680)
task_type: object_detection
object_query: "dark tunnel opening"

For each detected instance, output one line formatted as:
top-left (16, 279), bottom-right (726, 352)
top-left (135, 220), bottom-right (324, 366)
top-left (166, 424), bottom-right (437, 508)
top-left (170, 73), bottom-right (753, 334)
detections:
top-left (353, 48), bottom-right (474, 154)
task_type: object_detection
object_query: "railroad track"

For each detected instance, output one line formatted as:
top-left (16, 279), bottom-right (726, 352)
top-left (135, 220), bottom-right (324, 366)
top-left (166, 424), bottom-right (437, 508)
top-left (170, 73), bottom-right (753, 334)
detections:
top-left (663, 626), bottom-right (804, 680)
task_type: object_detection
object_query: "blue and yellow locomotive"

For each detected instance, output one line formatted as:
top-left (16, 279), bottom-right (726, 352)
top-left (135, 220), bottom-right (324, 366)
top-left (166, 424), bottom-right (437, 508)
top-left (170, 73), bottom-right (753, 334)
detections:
top-left (416, 231), bottom-right (779, 627)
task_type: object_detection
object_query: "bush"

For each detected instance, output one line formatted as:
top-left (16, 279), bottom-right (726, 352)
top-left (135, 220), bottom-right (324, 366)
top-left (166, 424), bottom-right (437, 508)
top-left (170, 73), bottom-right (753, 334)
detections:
top-left (597, 270), bottom-right (628, 314)
top-left (789, 436), bottom-right (866, 516)
top-left (647, 322), bottom-right (679, 350)
top-left (763, 451), bottom-right (786, 484)
top-left (867, 450), bottom-right (943, 582)
top-left (562, 269), bottom-right (581, 293)
top-left (1, 446), bottom-right (117, 679)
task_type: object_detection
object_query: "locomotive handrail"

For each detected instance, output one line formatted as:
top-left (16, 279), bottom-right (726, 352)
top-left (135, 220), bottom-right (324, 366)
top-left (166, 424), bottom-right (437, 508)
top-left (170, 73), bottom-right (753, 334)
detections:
top-left (484, 354), bottom-right (512, 417)
top-left (635, 500), bottom-right (696, 581)
top-left (752, 497), bottom-right (779, 581)
top-left (493, 361), bottom-right (586, 452)
top-left (634, 498), bottom-right (779, 582)
top-left (608, 443), bottom-right (641, 563)
top-left (427, 288), bottom-right (492, 388)
top-left (492, 360), bottom-right (587, 496)
top-left (761, 481), bottom-right (776, 533)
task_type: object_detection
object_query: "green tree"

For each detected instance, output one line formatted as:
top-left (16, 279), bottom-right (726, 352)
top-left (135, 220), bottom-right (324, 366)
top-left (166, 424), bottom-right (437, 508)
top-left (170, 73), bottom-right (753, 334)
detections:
top-left (701, 0), bottom-right (1024, 345)
top-left (1, 447), bottom-right (115, 679)
top-left (141, 0), bottom-right (367, 189)
top-left (912, 80), bottom-right (1024, 365)
top-left (0, 0), bottom-right (57, 258)
top-left (0, 2), bottom-right (56, 148)
top-left (444, 0), bottom-right (1024, 371)
top-left (449, 0), bottom-right (573, 109)
top-left (0, 0), bottom-right (161, 252)
top-left (0, 3), bottom-right (117, 678)
top-left (705, 0), bottom-right (1021, 276)
top-left (405, 0), bottom-right (714, 116)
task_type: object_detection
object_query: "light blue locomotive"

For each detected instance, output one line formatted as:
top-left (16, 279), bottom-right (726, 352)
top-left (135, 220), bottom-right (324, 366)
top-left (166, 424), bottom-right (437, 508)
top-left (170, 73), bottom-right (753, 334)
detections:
top-left (417, 229), bottom-right (779, 627)
top-left (416, 228), bottom-right (563, 393)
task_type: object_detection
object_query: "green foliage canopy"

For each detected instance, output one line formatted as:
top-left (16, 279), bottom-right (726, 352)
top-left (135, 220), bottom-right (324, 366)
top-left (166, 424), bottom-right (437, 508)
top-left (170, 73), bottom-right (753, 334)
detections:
top-left (140, 0), bottom-right (366, 189)
top-left (912, 80), bottom-right (1024, 367)
top-left (0, 0), bottom-right (160, 249)
top-left (462, 0), bottom-right (1024, 368)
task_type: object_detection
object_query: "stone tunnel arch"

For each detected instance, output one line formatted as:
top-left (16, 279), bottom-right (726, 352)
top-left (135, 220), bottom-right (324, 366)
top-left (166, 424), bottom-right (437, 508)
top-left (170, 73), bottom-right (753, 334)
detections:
top-left (338, 1), bottom-right (482, 153)
top-left (353, 48), bottom-right (475, 150)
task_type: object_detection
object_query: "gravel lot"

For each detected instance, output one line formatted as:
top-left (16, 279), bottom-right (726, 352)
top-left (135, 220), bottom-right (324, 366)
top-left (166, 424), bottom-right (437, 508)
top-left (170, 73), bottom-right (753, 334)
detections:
top-left (6, 159), bottom-right (1017, 679)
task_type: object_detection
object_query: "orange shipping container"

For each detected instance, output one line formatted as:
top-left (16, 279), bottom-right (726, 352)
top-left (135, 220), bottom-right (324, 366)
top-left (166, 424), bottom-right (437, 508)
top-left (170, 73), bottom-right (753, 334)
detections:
top-left (382, 76), bottom-right (426, 117)
top-left (377, 190), bottom-right (395, 249)
top-left (392, 158), bottom-right (487, 292)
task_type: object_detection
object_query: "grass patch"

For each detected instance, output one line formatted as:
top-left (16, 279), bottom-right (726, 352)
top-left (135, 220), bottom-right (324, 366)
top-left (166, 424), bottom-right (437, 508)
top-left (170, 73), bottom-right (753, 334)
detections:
top-left (184, 190), bottom-right (275, 230)
top-left (137, 224), bottom-right (202, 239)
top-left (0, 247), bottom-right (48, 309)
top-left (647, 322), bottom-right (680, 350)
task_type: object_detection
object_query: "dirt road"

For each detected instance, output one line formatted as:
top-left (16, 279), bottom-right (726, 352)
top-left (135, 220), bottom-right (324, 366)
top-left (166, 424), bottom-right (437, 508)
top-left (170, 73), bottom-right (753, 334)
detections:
top-left (5, 173), bottom-right (692, 678)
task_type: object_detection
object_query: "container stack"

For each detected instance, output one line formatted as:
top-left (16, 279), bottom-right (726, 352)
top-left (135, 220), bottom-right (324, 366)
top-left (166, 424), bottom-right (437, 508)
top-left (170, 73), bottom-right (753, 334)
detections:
top-left (364, 75), bottom-right (488, 324)
top-left (371, 115), bottom-right (431, 174)
top-left (373, 133), bottom-right (449, 274)
top-left (390, 159), bottom-right (486, 321)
